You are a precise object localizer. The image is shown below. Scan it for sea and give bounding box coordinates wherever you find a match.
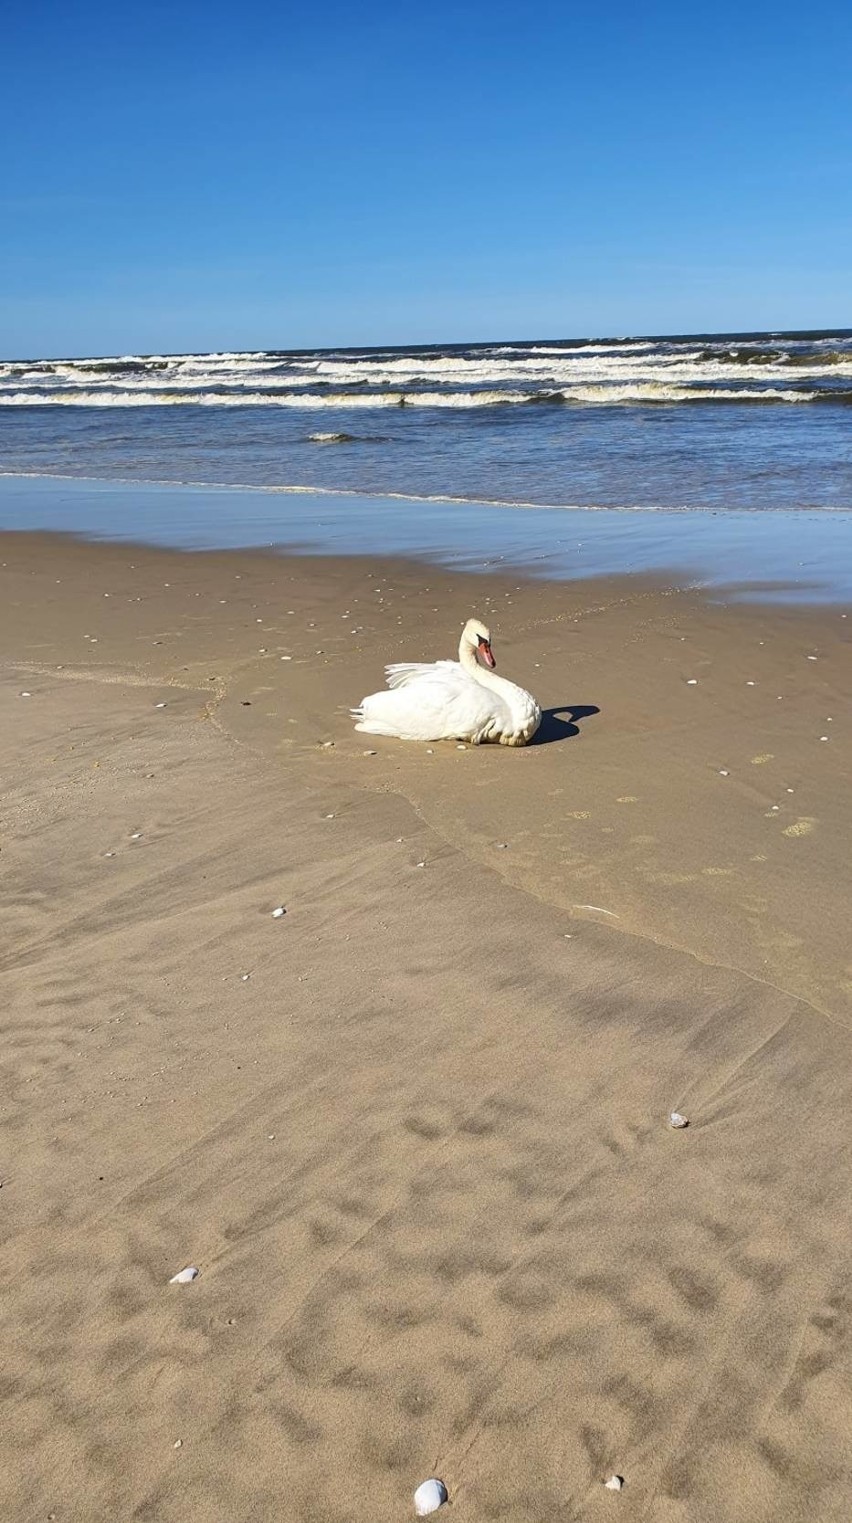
[1,330,851,598]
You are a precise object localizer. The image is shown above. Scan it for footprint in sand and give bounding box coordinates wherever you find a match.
[783,818,817,838]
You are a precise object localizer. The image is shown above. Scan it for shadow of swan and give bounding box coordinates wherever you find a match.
[532,704,600,746]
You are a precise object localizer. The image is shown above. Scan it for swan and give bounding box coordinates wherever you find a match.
[351,618,541,746]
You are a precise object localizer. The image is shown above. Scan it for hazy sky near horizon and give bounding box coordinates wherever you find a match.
[2,0,851,357]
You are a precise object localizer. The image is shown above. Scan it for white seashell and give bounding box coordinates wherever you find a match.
[718,769,729,776]
[20,691,32,698]
[173,1438,182,1448]
[130,832,142,840]
[414,1478,448,1515]
[154,702,167,709]
[807,654,817,660]
[169,1266,199,1283]
[686,678,698,685]
[669,1111,689,1129]
[604,1474,624,1491]
[271,907,285,918]
[363,749,377,756]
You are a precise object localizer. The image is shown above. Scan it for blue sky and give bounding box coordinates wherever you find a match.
[2,0,850,356]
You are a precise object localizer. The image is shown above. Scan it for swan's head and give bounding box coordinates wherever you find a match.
[462,617,496,669]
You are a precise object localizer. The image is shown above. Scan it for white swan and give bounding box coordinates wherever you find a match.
[352,618,541,746]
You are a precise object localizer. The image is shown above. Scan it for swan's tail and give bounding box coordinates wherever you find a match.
[351,698,405,737]
[351,711,399,736]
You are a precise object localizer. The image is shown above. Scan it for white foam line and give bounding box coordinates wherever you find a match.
[0,384,822,406]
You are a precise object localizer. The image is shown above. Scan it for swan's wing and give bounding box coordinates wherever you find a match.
[383,659,459,691]
[353,665,506,741]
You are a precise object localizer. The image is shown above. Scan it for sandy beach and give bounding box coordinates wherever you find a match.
[2,530,851,1522]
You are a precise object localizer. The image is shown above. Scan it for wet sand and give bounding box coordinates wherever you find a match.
[1,531,851,1522]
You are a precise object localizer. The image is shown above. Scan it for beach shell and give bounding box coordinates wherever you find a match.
[169,1266,199,1284]
[271,906,286,918]
[669,1112,689,1129]
[414,1478,448,1515]
[686,678,698,685]
[604,1474,624,1491]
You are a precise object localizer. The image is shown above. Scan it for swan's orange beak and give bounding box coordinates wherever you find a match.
[478,638,496,669]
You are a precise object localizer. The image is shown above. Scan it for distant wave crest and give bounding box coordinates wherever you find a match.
[0,383,835,408]
[2,332,851,412]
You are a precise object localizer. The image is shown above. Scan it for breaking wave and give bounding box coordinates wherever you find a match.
[0,383,837,408]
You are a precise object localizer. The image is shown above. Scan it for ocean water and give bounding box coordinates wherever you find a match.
[2,330,852,513]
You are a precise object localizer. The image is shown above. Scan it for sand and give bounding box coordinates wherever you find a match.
[1,531,850,1522]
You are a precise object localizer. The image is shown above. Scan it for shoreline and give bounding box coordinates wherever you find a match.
[1,473,852,602]
[2,529,851,1520]
[5,465,852,515]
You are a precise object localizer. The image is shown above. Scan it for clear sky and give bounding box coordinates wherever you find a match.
[2,0,850,357]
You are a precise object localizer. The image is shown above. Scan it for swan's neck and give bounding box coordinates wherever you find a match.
[459,639,520,705]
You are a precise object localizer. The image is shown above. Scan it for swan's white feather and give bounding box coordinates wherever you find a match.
[383,659,460,691]
[354,667,507,743]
